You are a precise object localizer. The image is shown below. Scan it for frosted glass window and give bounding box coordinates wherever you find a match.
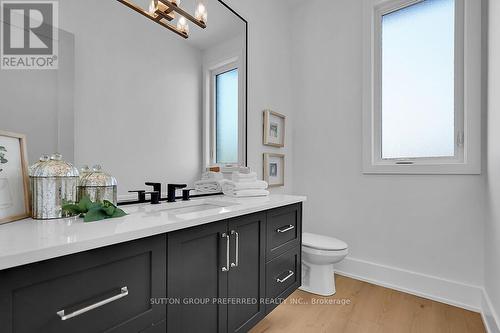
[381,0,455,159]
[216,68,239,164]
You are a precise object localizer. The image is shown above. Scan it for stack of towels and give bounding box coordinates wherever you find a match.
[194,171,223,193]
[221,171,269,198]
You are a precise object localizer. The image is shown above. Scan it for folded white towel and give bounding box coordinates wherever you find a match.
[238,166,252,174]
[224,189,270,198]
[194,179,222,193]
[202,171,223,180]
[221,180,268,192]
[232,171,257,183]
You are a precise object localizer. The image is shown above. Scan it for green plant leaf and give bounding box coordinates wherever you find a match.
[84,207,108,222]
[78,196,93,212]
[62,203,83,215]
[69,196,127,222]
[103,200,115,207]
[111,208,127,218]
[103,205,115,216]
[101,200,116,216]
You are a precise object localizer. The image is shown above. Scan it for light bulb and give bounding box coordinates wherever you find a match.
[195,2,207,23]
[148,0,157,14]
[177,16,189,34]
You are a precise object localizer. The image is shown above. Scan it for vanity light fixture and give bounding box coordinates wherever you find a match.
[117,0,207,39]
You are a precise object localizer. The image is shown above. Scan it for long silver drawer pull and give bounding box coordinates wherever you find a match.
[57,286,129,321]
[221,232,230,272]
[276,225,295,233]
[276,270,294,283]
[230,230,239,268]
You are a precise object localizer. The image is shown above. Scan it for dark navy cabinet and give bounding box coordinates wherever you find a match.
[0,234,167,333]
[166,212,267,333]
[0,203,302,333]
[167,203,302,333]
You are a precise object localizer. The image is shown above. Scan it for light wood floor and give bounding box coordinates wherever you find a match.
[250,275,486,333]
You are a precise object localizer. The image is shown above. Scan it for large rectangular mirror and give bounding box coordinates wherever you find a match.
[0,0,247,201]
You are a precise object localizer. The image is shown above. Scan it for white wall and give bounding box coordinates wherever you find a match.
[290,0,486,306]
[60,0,202,197]
[485,0,500,328]
[223,0,295,193]
[0,27,75,164]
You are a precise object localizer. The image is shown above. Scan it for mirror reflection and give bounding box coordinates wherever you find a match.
[0,0,246,200]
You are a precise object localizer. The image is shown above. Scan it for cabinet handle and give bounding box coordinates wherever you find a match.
[56,286,129,321]
[276,270,294,283]
[230,230,239,268]
[221,233,230,272]
[276,225,295,233]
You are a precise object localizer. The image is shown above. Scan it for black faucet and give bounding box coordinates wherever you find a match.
[128,182,161,204]
[182,189,192,201]
[145,182,162,197]
[146,191,161,204]
[167,184,187,202]
[128,190,146,203]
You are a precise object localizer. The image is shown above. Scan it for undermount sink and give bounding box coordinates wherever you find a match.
[154,199,240,218]
[163,203,229,215]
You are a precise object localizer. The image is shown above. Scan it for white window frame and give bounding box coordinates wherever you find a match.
[362,0,482,174]
[202,54,246,168]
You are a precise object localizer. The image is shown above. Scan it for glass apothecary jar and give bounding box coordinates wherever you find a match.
[30,153,80,220]
[77,165,117,205]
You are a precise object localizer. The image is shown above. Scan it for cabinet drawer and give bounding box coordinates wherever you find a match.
[140,319,167,333]
[0,234,166,333]
[266,204,302,261]
[265,247,301,314]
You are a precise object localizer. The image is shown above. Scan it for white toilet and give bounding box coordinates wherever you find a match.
[300,232,348,296]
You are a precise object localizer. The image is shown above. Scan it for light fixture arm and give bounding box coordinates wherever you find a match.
[117,0,207,38]
[158,0,206,28]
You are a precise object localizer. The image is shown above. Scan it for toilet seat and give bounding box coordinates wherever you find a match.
[302,232,348,251]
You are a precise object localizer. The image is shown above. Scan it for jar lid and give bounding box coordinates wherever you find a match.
[79,165,117,187]
[28,154,50,176]
[30,153,79,178]
[79,165,92,178]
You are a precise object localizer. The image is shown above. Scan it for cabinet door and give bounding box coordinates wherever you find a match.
[167,220,228,333]
[227,212,266,333]
[0,234,166,333]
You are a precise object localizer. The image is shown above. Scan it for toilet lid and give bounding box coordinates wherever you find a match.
[302,232,348,251]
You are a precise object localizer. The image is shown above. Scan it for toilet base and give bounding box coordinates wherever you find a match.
[299,262,336,296]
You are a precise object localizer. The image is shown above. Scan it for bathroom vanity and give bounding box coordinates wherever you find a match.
[0,195,305,333]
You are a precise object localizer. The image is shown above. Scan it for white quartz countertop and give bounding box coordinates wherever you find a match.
[0,194,306,271]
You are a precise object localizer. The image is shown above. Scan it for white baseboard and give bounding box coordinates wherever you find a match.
[481,289,500,333]
[334,256,483,312]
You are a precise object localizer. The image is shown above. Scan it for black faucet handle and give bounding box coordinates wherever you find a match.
[145,182,162,196]
[128,190,146,202]
[182,189,193,201]
[145,191,161,205]
[167,184,188,202]
[169,184,187,189]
